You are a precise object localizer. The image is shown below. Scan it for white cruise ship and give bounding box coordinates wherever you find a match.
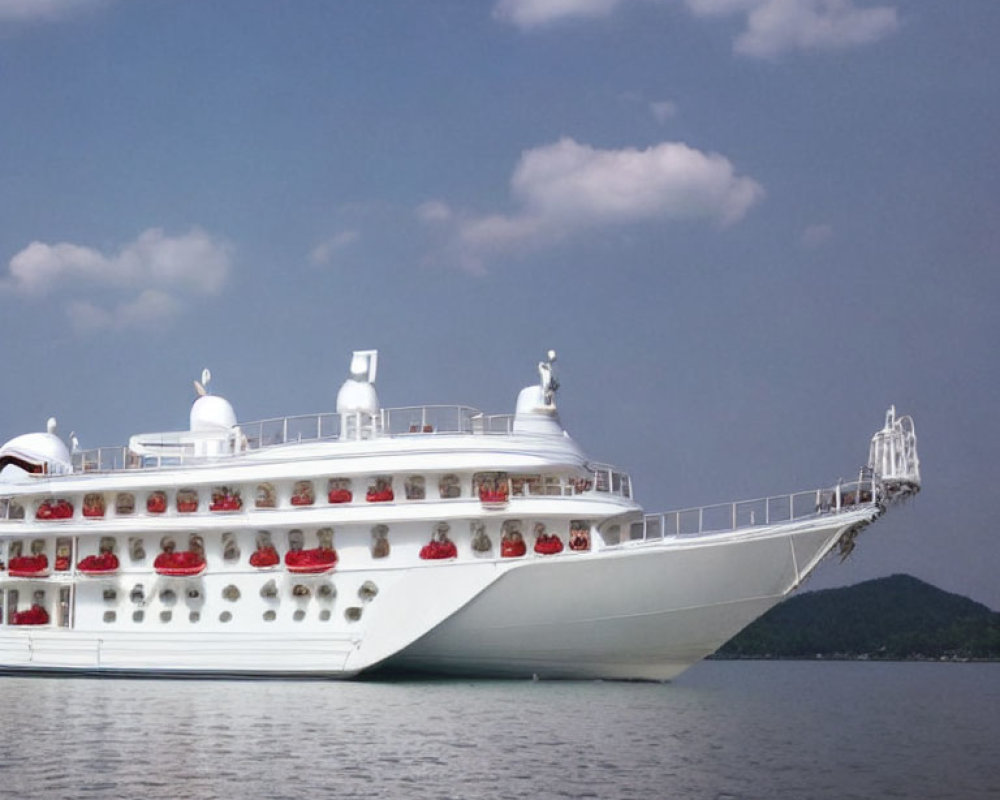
[0,350,920,680]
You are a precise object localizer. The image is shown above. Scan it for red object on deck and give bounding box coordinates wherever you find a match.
[77,552,120,575]
[12,605,49,626]
[153,551,206,576]
[8,554,49,577]
[210,496,242,512]
[366,489,394,503]
[327,489,353,504]
[479,487,509,504]
[500,539,527,558]
[249,546,280,568]
[284,548,338,574]
[419,540,458,560]
[534,535,564,555]
[147,495,167,514]
[36,500,73,520]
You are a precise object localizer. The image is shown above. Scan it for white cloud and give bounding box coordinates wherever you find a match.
[415,200,454,224]
[309,230,360,265]
[449,137,763,270]
[493,0,627,28]
[494,0,898,58]
[2,227,233,332]
[0,0,105,22]
[686,0,898,58]
[800,222,833,248]
[649,99,678,123]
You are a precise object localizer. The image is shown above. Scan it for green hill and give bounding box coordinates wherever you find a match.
[715,574,1000,660]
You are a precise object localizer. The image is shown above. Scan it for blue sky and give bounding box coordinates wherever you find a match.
[1,1,998,606]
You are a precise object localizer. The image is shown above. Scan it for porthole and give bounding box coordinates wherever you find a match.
[189,611,200,623]
[263,610,277,622]
[222,584,240,601]
[260,580,278,599]
[103,610,116,623]
[358,581,378,601]
[319,609,331,621]
[130,584,145,603]
[187,588,201,601]
[132,610,144,623]
[345,606,362,622]
[160,610,172,623]
[317,583,336,600]
[292,584,310,598]
[219,611,232,623]
[293,609,305,622]
[159,589,176,604]
[103,588,117,602]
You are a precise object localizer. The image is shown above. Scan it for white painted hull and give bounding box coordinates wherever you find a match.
[0,508,874,680]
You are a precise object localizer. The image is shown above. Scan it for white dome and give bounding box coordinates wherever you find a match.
[0,432,72,477]
[190,395,237,431]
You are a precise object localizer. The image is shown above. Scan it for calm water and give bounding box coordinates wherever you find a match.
[0,661,996,800]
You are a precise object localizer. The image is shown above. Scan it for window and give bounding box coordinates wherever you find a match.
[291,481,314,506]
[371,525,390,559]
[439,474,461,499]
[115,493,135,515]
[404,476,425,500]
[83,493,105,518]
[211,486,242,512]
[255,482,277,509]
[222,532,240,561]
[176,488,198,513]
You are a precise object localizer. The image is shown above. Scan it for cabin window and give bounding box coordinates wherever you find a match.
[222,532,240,562]
[103,588,117,602]
[371,524,390,559]
[58,586,71,627]
[528,476,561,496]
[291,481,314,506]
[293,609,305,621]
[146,491,167,514]
[319,609,331,621]
[159,589,176,604]
[255,482,277,509]
[30,539,46,557]
[439,474,461,499]
[5,589,17,624]
[569,520,591,552]
[404,476,425,500]
[222,584,240,601]
[129,537,146,562]
[475,472,509,503]
[470,521,492,553]
[260,580,278,599]
[132,610,144,623]
[176,488,198,513]
[219,611,232,623]
[130,584,145,603]
[571,477,593,494]
[366,476,394,502]
[263,610,277,622]
[2,499,24,520]
[189,611,200,623]
[55,538,71,571]
[603,524,621,545]
[595,470,610,492]
[510,475,539,497]
[82,493,106,518]
[345,607,362,622]
[115,493,135,515]
[160,611,172,623]
[211,486,242,512]
[103,611,116,624]
[288,529,304,552]
[292,584,310,598]
[327,478,352,504]
[189,534,204,556]
[8,541,22,560]
[359,581,378,601]
[317,527,334,550]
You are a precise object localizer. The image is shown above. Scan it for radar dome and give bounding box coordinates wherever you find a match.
[0,431,73,478]
[190,395,237,431]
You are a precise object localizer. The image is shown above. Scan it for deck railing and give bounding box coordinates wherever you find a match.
[624,474,877,543]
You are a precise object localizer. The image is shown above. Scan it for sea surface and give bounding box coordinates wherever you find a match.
[0,661,996,800]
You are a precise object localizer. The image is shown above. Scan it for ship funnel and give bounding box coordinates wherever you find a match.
[338,350,380,440]
[868,405,920,498]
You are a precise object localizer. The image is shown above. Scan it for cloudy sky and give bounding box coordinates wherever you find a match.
[1,1,997,606]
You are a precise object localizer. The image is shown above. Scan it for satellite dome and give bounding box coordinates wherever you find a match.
[190,395,237,431]
[0,431,73,478]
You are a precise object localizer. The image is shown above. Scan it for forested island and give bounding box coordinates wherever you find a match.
[715,574,1000,661]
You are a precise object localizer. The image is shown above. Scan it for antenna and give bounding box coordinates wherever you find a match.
[194,368,211,397]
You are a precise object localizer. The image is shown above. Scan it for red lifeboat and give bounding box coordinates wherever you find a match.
[479,486,509,505]
[327,488,353,504]
[365,488,394,503]
[500,538,527,558]
[153,550,206,577]
[12,605,49,626]
[249,546,280,569]
[36,500,73,520]
[284,548,338,574]
[533,534,564,555]
[146,493,167,514]
[419,540,458,560]
[76,552,121,576]
[8,554,50,578]
[210,494,242,512]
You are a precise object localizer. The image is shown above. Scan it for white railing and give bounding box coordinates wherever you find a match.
[69,405,522,474]
[625,472,877,542]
